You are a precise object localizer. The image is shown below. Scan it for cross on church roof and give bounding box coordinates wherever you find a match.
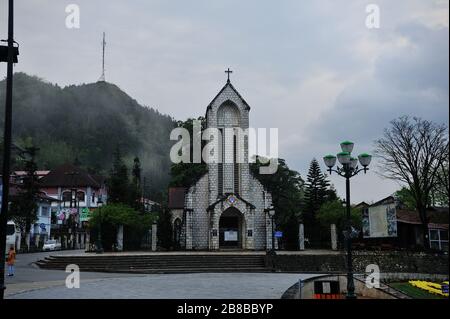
[225,68,233,83]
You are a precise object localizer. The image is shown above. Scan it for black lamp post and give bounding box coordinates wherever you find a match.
[96,199,104,254]
[0,0,17,300]
[323,141,372,299]
[269,209,276,253]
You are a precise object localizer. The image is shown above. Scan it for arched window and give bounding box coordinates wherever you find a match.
[217,102,240,127]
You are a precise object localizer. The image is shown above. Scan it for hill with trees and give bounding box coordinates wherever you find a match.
[0,73,176,196]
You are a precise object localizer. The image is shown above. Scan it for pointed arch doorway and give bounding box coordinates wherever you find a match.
[219,207,244,249]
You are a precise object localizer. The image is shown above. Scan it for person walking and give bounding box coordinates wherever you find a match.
[6,246,16,276]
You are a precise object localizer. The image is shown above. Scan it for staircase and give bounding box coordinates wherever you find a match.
[35,254,269,274]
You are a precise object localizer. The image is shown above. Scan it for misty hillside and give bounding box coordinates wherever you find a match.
[0,73,176,195]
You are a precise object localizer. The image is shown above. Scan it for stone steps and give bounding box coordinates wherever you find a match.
[36,254,268,273]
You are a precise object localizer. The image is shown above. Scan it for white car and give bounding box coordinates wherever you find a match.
[42,240,62,251]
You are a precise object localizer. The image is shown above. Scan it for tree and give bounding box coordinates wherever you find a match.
[394,187,416,210]
[375,116,449,249]
[317,199,362,236]
[169,117,207,187]
[130,157,142,211]
[89,203,154,251]
[107,147,130,204]
[9,147,41,251]
[432,159,449,207]
[251,157,304,249]
[303,158,331,245]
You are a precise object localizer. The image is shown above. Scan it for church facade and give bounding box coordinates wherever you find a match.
[169,78,275,251]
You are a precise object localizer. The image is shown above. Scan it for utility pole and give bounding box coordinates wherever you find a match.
[98,32,106,82]
[0,0,15,300]
[65,171,79,250]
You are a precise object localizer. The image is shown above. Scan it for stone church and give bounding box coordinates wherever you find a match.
[168,75,275,251]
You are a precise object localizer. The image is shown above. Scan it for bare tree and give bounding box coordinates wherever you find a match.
[374,116,449,249]
[432,157,449,206]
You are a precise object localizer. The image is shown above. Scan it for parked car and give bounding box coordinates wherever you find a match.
[42,240,61,251]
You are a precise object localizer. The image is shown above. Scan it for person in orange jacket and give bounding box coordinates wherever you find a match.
[6,246,16,276]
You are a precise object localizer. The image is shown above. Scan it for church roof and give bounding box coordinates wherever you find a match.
[207,193,256,212]
[206,81,251,112]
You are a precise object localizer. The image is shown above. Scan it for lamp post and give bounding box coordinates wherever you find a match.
[268,208,276,253]
[0,0,17,300]
[323,141,372,299]
[96,199,104,254]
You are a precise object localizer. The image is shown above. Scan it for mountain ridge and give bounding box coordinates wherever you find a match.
[0,72,176,195]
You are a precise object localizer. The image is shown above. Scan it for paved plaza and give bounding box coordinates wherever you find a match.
[5,251,319,299]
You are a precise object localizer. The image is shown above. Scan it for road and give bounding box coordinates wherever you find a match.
[5,250,320,299]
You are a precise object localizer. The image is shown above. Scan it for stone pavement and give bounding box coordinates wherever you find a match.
[4,250,322,299]
[8,273,320,299]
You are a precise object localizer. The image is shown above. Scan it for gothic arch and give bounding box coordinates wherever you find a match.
[218,207,246,249]
[217,101,241,127]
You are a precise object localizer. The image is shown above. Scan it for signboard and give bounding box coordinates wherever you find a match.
[224,231,238,241]
[80,208,91,222]
[363,204,397,238]
[275,231,283,238]
[314,280,342,299]
[57,211,66,221]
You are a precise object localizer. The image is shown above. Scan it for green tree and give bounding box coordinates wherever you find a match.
[251,157,304,250]
[108,147,130,204]
[303,158,332,245]
[395,187,416,210]
[9,147,41,251]
[317,199,362,242]
[130,156,142,211]
[89,203,154,251]
[169,117,207,187]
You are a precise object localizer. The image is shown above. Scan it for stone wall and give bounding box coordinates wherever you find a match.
[268,251,449,274]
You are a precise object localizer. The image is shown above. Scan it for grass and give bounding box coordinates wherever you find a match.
[390,282,447,299]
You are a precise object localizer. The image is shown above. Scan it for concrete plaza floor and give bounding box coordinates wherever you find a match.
[4,250,321,299]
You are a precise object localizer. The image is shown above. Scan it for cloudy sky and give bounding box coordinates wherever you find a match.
[0,0,448,203]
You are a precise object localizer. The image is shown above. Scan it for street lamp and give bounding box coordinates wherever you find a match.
[95,199,104,254]
[268,208,276,253]
[323,141,372,299]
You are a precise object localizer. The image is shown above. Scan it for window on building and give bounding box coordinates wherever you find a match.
[41,206,49,217]
[77,191,85,202]
[62,191,72,202]
[429,229,449,251]
[92,191,95,203]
